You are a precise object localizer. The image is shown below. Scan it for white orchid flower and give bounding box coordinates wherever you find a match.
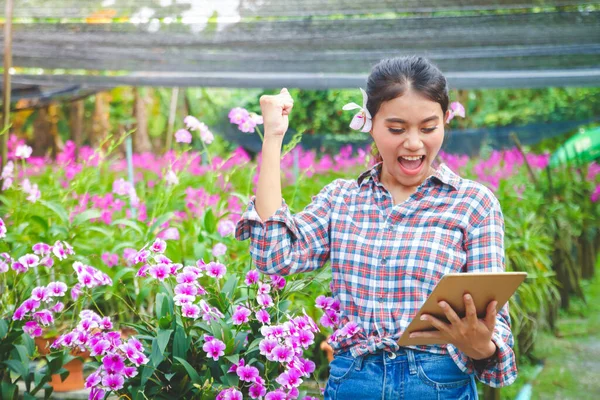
[446,101,466,123]
[342,88,372,133]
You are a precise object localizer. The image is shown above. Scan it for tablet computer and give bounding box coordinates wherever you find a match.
[397,272,527,346]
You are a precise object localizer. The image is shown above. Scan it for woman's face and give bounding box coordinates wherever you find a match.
[370,89,450,191]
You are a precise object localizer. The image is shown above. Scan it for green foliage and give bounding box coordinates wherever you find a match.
[462,88,600,129]
[0,327,72,400]
[1,96,598,398]
[248,87,600,137]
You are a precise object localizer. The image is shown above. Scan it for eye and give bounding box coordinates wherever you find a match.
[388,128,405,134]
[422,127,437,133]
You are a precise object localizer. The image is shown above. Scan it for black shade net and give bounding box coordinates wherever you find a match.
[0,0,595,18]
[0,1,598,88]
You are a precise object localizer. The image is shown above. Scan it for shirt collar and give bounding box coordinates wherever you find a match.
[357,161,460,191]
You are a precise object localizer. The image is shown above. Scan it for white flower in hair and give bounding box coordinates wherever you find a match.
[342,88,372,133]
[446,101,466,123]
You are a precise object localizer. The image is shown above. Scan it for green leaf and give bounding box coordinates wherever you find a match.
[150,338,164,367]
[246,337,262,352]
[155,292,171,320]
[193,242,206,260]
[224,354,239,365]
[233,331,249,353]
[282,131,303,157]
[1,381,17,400]
[111,218,145,236]
[0,194,12,207]
[203,209,216,234]
[136,285,152,309]
[111,241,139,253]
[39,200,69,224]
[164,372,177,382]
[174,356,202,385]
[48,225,69,239]
[23,393,36,400]
[21,334,35,356]
[140,365,153,387]
[33,370,44,389]
[192,321,213,334]
[225,337,235,354]
[83,226,114,239]
[147,212,174,237]
[14,344,29,364]
[30,215,49,232]
[173,324,190,359]
[221,275,238,300]
[44,386,53,400]
[57,367,70,382]
[3,359,28,379]
[47,353,66,374]
[111,267,135,283]
[158,315,172,330]
[0,319,8,339]
[157,329,173,355]
[278,300,292,313]
[71,209,102,227]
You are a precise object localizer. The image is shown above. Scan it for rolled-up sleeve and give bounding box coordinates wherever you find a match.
[234,180,337,276]
[448,197,518,387]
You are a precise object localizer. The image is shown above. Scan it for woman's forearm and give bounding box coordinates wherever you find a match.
[255,136,284,221]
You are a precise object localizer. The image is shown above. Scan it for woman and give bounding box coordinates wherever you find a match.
[235,56,517,399]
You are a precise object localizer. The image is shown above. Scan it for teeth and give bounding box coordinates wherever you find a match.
[400,156,423,161]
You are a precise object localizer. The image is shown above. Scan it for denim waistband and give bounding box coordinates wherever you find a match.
[337,347,451,374]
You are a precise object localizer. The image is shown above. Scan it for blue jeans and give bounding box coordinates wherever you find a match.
[324,348,478,400]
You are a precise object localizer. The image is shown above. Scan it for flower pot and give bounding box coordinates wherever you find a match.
[35,336,87,392]
[50,358,85,392]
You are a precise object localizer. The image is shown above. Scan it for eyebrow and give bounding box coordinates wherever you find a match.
[385,116,439,124]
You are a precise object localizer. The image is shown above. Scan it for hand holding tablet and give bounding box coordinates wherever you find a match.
[397,272,527,347]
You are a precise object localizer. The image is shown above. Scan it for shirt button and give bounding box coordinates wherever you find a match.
[381,257,387,265]
[388,352,397,360]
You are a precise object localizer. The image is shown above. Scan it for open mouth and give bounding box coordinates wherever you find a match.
[397,155,425,172]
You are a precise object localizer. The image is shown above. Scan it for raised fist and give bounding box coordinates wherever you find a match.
[259,88,294,138]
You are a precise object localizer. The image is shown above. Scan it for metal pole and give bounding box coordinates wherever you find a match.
[165,87,179,153]
[1,0,14,170]
[125,135,137,219]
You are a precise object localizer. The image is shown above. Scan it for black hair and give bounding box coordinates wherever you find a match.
[366,56,450,162]
[366,56,449,117]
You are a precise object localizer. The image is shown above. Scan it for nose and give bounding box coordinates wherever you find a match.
[403,130,424,151]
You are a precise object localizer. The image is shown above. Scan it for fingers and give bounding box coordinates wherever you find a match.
[259,88,294,115]
[485,300,498,331]
[464,293,478,326]
[408,331,446,339]
[282,100,294,116]
[409,330,444,339]
[279,88,293,101]
[274,88,294,114]
[279,89,294,111]
[419,314,450,334]
[260,88,293,104]
[438,301,462,326]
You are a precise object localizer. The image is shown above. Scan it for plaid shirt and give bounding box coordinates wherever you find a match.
[235,162,517,388]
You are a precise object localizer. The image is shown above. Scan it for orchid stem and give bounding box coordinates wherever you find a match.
[254,126,264,143]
